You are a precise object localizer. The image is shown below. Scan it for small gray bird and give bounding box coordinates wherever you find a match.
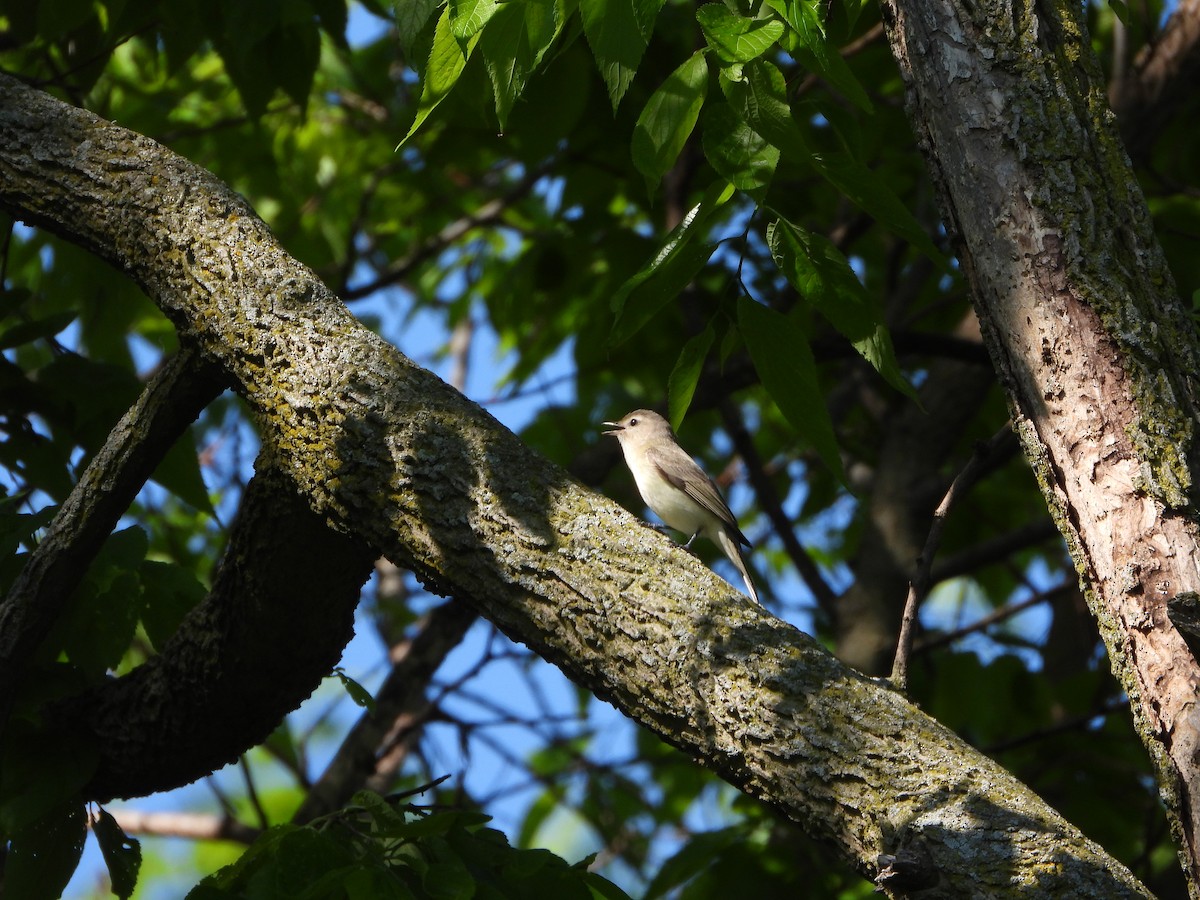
[603,409,760,603]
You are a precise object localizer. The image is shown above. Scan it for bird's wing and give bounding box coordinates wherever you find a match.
[646,445,752,548]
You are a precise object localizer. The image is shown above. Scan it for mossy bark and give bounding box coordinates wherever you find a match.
[881,0,1200,890]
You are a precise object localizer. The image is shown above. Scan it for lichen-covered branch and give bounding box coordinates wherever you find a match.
[57,462,378,801]
[0,75,1152,896]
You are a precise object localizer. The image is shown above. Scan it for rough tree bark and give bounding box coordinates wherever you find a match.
[881,0,1200,891]
[0,74,1162,896]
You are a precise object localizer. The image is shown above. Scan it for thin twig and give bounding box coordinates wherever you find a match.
[912,583,1072,655]
[239,755,270,831]
[929,519,1060,583]
[341,163,549,301]
[985,695,1129,754]
[890,424,1015,689]
[94,809,260,844]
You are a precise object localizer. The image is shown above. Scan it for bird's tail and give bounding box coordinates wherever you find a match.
[715,527,760,604]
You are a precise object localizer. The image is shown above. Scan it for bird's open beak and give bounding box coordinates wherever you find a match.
[602,421,623,436]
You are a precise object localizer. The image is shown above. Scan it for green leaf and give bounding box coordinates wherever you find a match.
[480,3,531,129]
[667,324,715,431]
[51,526,149,676]
[64,569,144,674]
[187,824,297,895]
[841,0,866,31]
[701,102,779,200]
[608,180,735,347]
[423,859,476,900]
[481,0,567,129]
[763,0,871,112]
[212,2,322,115]
[93,807,142,899]
[0,311,76,350]
[1108,0,1131,25]
[333,667,377,714]
[274,828,357,896]
[644,826,743,899]
[807,148,945,265]
[397,0,442,59]
[718,58,808,158]
[696,5,784,63]
[584,872,635,900]
[449,0,500,38]
[273,22,322,109]
[4,801,86,900]
[579,0,650,110]
[722,59,942,264]
[767,217,916,399]
[312,0,350,44]
[138,560,208,651]
[737,297,846,483]
[151,427,214,514]
[632,51,708,195]
[398,7,482,148]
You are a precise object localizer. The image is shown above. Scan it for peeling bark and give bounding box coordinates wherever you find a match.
[881,0,1200,889]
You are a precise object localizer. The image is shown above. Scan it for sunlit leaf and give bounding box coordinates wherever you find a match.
[696,4,785,63]
[768,217,916,399]
[632,51,708,194]
[332,667,377,714]
[397,0,442,59]
[608,181,735,347]
[449,0,500,38]
[398,7,482,148]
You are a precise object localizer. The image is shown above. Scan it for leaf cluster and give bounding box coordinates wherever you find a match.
[190,792,630,900]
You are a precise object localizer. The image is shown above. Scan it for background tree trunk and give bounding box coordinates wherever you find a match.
[881,0,1200,888]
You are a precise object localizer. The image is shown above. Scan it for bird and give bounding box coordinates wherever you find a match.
[603,409,760,603]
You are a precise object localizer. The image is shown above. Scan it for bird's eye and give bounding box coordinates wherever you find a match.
[629,418,638,426]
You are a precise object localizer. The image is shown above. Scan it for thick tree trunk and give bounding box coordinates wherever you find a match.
[881,0,1200,890]
[0,75,1156,896]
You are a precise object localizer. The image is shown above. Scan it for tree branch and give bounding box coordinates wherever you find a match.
[0,348,226,728]
[892,425,1016,689]
[0,75,1153,896]
[1111,0,1200,162]
[58,463,378,801]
